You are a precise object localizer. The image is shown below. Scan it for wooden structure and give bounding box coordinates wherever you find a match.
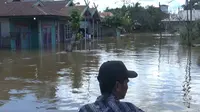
[90,3,101,41]
[0,0,101,50]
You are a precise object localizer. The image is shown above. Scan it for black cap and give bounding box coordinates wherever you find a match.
[97,61,138,83]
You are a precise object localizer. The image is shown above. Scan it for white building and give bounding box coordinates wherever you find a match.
[162,10,200,22]
[160,5,169,14]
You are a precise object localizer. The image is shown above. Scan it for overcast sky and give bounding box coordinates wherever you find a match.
[76,0,185,13]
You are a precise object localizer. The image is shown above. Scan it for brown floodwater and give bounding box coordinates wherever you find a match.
[0,33,200,112]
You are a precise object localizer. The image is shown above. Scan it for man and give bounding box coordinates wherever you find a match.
[79,61,144,112]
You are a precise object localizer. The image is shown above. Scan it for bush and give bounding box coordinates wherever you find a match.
[76,33,83,41]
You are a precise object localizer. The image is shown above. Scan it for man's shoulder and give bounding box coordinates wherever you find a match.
[78,103,97,112]
[120,101,145,112]
[120,101,135,107]
[78,101,145,112]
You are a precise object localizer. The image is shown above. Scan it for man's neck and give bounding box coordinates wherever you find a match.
[101,93,120,100]
[112,92,120,100]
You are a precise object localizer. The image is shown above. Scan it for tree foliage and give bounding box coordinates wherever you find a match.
[103,3,168,32]
[70,10,81,33]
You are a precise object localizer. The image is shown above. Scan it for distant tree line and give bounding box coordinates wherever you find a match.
[102,2,169,32]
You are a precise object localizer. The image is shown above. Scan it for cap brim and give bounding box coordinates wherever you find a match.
[127,70,138,78]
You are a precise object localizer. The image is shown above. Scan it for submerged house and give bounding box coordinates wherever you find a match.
[60,5,91,39]
[0,0,101,50]
[90,8,101,38]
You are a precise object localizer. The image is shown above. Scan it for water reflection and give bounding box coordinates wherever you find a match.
[158,33,162,75]
[183,46,192,108]
[0,33,200,112]
[198,56,200,66]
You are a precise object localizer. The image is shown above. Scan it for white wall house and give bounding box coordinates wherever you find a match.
[160,5,169,14]
[162,10,200,22]
[161,10,200,32]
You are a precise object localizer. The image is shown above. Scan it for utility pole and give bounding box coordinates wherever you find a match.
[84,0,90,50]
[190,0,192,22]
[189,0,192,46]
[186,0,189,21]
[186,0,190,46]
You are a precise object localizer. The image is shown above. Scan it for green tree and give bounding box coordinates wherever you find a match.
[103,2,168,32]
[67,9,82,52]
[70,10,81,34]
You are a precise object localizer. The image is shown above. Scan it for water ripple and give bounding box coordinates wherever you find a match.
[0,35,200,111]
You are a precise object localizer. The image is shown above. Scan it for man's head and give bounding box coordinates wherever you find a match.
[97,61,138,100]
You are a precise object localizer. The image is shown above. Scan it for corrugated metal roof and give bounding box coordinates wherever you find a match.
[60,5,88,17]
[0,0,86,17]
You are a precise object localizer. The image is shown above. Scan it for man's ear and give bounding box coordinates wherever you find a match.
[115,81,121,92]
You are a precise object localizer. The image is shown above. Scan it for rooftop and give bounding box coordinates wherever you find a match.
[99,12,114,18]
[0,0,91,18]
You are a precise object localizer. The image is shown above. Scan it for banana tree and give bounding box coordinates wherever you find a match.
[67,9,81,52]
[70,10,81,40]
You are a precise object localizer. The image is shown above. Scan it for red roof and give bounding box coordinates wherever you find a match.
[99,12,113,18]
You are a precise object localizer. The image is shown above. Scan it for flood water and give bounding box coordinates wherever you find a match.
[0,33,200,112]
